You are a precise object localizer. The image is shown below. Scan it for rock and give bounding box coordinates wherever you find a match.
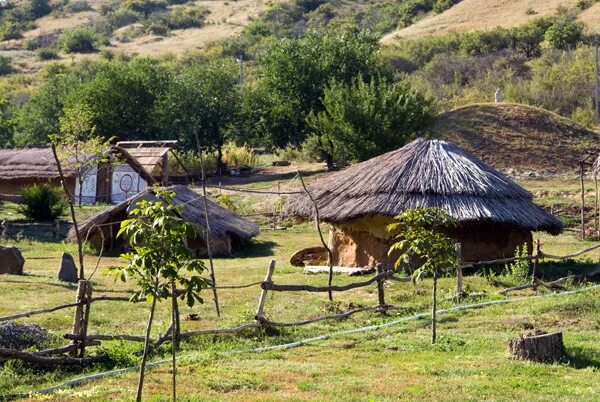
[0,321,48,350]
[272,160,291,167]
[0,246,24,275]
[58,252,78,283]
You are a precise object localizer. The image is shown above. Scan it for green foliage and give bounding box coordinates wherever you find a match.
[215,194,238,213]
[107,8,142,28]
[307,76,433,163]
[505,243,531,282]
[120,0,167,17]
[165,6,208,29]
[259,28,383,146]
[222,142,257,167]
[388,208,458,277]
[60,26,101,53]
[108,190,209,307]
[0,20,23,40]
[544,8,584,50]
[18,184,65,221]
[0,97,13,146]
[433,0,459,14]
[0,55,12,75]
[25,0,52,19]
[35,47,59,60]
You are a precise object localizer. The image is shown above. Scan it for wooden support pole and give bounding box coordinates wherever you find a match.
[580,161,586,240]
[255,260,276,324]
[375,264,386,313]
[531,239,541,284]
[69,279,91,357]
[595,177,599,237]
[455,243,463,302]
[79,281,93,358]
[431,270,438,345]
[54,219,60,240]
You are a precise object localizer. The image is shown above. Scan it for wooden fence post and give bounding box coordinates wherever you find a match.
[531,239,541,284]
[1,221,7,240]
[69,280,92,357]
[455,243,463,302]
[580,161,586,240]
[376,264,387,313]
[54,219,60,240]
[255,260,276,328]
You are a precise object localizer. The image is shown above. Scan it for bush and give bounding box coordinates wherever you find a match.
[222,142,258,167]
[120,0,167,16]
[36,47,59,60]
[545,11,584,50]
[25,0,53,19]
[0,20,24,41]
[108,8,142,28]
[64,0,92,13]
[0,56,13,75]
[433,0,458,13]
[18,184,64,221]
[60,26,99,53]
[166,6,208,29]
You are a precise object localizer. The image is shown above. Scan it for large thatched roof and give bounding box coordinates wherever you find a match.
[0,146,156,183]
[72,185,259,241]
[287,138,563,234]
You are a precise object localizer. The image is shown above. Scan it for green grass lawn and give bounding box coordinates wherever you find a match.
[0,171,599,400]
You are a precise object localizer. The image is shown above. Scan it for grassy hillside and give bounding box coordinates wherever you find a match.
[382,0,587,42]
[427,103,600,173]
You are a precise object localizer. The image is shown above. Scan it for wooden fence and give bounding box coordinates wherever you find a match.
[1,242,600,366]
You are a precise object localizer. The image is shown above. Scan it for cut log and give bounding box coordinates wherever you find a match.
[508,331,566,363]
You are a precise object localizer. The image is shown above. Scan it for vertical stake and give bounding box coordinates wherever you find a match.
[531,239,541,285]
[580,161,586,240]
[595,33,599,125]
[70,280,88,357]
[455,243,463,302]
[376,263,387,314]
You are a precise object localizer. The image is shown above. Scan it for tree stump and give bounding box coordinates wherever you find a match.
[508,331,566,363]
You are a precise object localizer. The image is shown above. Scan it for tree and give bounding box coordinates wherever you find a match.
[388,208,458,344]
[0,97,13,146]
[307,76,433,165]
[109,191,208,402]
[259,28,383,154]
[161,59,240,172]
[545,8,584,51]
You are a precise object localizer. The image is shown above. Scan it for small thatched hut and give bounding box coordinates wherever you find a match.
[71,185,260,256]
[287,138,563,268]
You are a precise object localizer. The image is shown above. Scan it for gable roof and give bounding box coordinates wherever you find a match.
[287,138,563,234]
[0,146,156,184]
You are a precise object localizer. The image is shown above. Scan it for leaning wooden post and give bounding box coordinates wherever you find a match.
[255,260,276,328]
[580,161,586,240]
[531,239,541,284]
[69,280,88,357]
[375,264,387,313]
[455,243,463,302]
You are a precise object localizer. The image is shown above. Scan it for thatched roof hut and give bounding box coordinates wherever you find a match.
[71,185,259,256]
[288,138,563,267]
[0,146,155,203]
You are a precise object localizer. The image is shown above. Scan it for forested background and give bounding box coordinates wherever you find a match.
[0,0,597,166]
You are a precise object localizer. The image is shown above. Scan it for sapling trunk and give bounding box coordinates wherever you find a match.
[171,282,178,402]
[51,145,85,279]
[431,269,438,344]
[136,293,158,402]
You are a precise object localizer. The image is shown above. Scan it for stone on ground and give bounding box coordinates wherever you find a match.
[58,252,78,283]
[0,246,24,275]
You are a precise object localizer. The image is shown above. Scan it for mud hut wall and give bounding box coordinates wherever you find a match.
[329,215,533,268]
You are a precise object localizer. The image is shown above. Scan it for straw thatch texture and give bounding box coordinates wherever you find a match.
[0,146,155,183]
[288,138,563,234]
[72,185,259,242]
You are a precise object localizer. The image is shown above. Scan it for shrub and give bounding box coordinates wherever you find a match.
[147,21,168,35]
[18,184,65,221]
[545,16,584,50]
[0,56,13,75]
[0,20,24,41]
[222,142,258,167]
[108,8,142,28]
[120,0,167,16]
[64,0,92,13]
[25,0,53,19]
[433,0,458,13]
[60,26,99,53]
[36,47,59,60]
[505,243,530,283]
[166,6,208,29]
